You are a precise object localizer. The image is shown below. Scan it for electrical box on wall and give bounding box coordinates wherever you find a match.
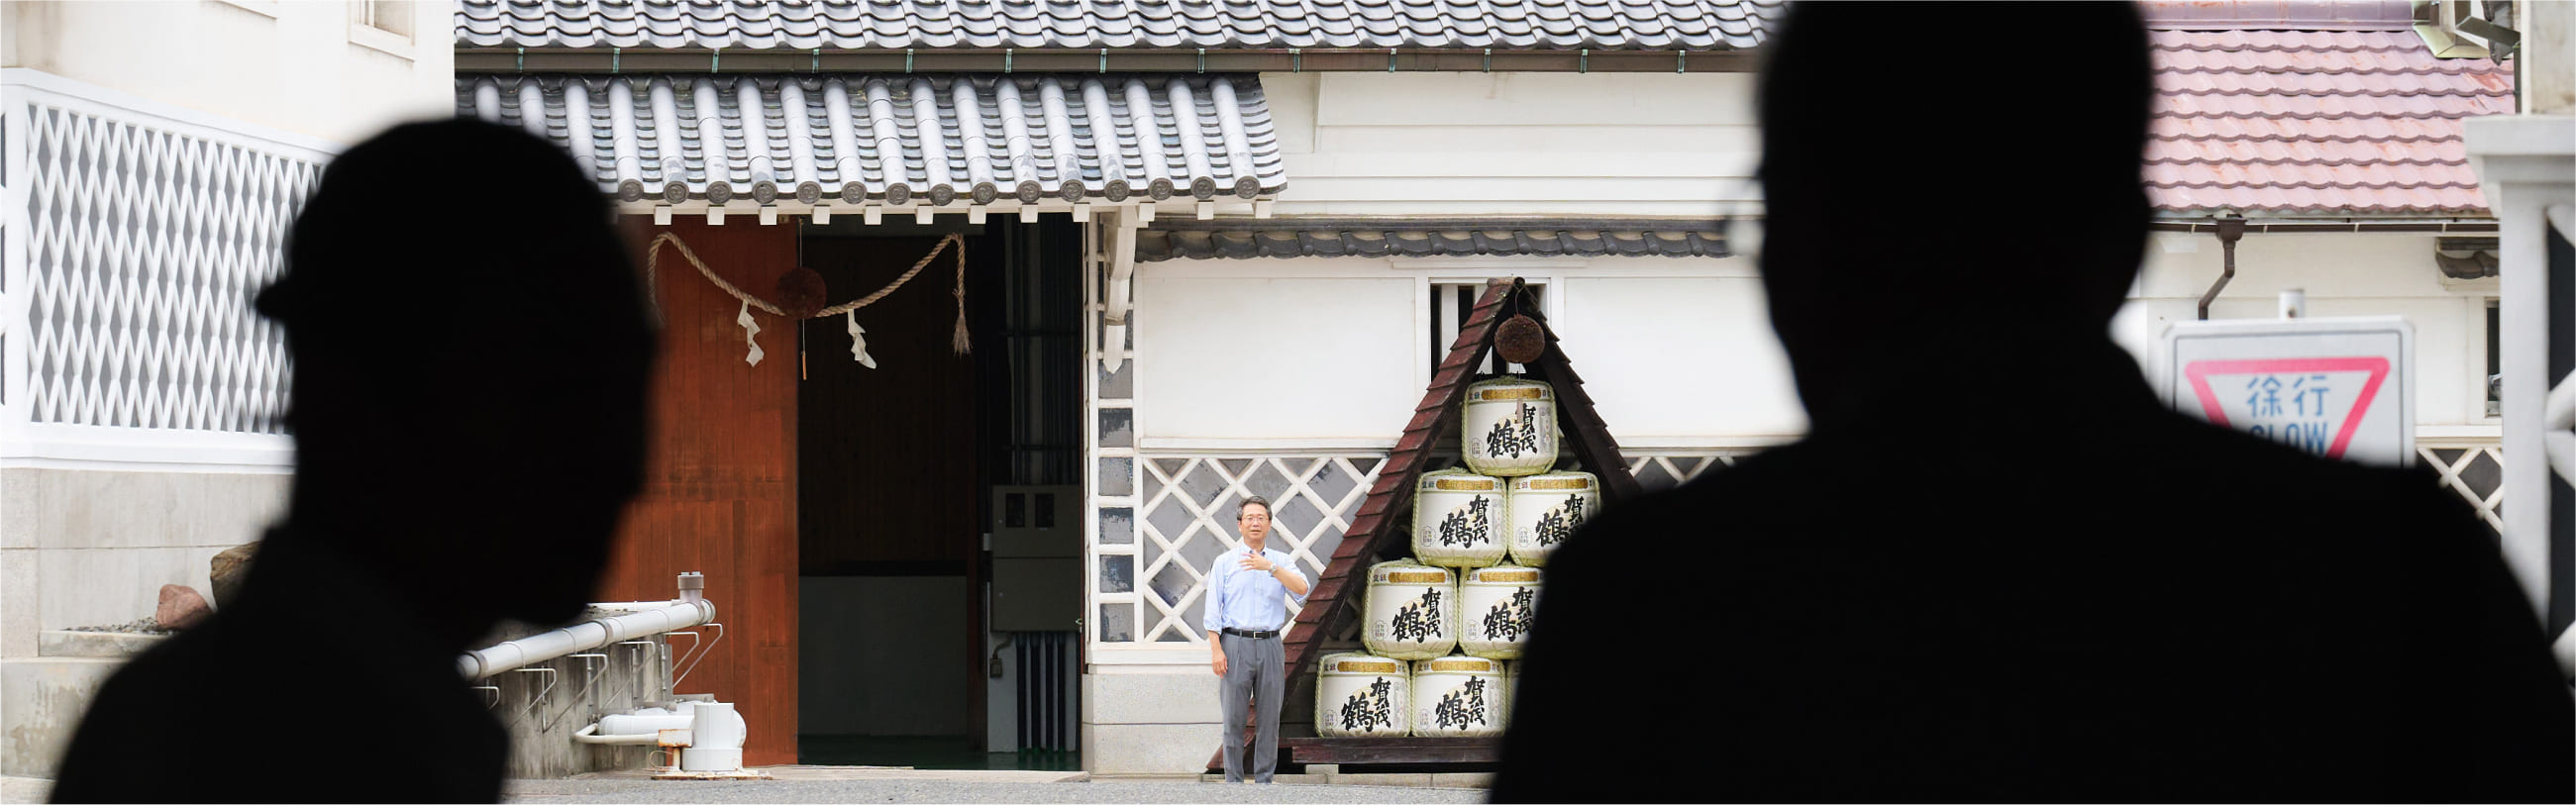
[991,485,1082,632]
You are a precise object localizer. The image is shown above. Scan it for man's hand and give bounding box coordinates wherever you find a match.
[1211,646,1228,677]
[1236,552,1273,573]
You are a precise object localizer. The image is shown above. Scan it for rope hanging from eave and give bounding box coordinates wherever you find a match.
[642,231,971,366]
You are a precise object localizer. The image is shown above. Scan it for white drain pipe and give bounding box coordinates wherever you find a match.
[458,572,714,680]
[572,724,661,746]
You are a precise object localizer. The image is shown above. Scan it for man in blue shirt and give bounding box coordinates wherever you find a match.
[1204,495,1311,783]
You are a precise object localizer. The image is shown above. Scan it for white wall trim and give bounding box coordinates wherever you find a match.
[1,424,294,470]
[1135,438,1396,453]
[1086,649,1231,667]
[2418,424,2506,442]
[1136,255,1753,279]
[214,0,284,19]
[0,68,348,156]
[347,21,417,61]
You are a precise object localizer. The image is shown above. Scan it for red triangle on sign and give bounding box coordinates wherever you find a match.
[2183,356,2391,459]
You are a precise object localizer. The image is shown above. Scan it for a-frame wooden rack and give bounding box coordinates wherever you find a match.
[1209,277,1645,772]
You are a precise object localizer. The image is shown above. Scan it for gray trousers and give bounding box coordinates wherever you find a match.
[1217,632,1285,782]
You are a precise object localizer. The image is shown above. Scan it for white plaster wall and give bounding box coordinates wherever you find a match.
[1133,275,1421,442]
[1556,276,1805,442]
[1128,254,1802,447]
[2113,231,2498,429]
[1264,71,1761,217]
[0,469,290,658]
[1,0,455,146]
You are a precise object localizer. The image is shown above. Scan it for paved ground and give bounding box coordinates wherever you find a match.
[13,769,1489,803]
[502,768,1489,804]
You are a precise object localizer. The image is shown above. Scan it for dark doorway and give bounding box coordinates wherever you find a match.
[793,217,1082,770]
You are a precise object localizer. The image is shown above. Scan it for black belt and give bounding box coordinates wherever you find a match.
[1221,627,1279,640]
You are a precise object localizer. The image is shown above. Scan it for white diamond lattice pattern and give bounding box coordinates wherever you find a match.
[2421,445,2506,536]
[1133,455,1381,644]
[19,101,316,432]
[1625,453,1746,492]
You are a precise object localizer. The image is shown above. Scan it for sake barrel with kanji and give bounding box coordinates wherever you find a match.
[1458,564,1542,659]
[1461,377,1558,477]
[1412,469,1508,568]
[1315,653,1412,738]
[1362,560,1458,660]
[1506,471,1598,566]
[1411,654,1507,738]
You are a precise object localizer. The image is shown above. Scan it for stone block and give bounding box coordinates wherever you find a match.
[0,657,122,778]
[1083,670,1221,725]
[1082,722,1220,774]
[27,469,286,551]
[39,548,222,631]
[3,774,53,804]
[0,471,40,550]
[1,551,37,659]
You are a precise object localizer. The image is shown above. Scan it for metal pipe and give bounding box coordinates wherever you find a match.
[573,723,662,746]
[2196,214,2247,321]
[458,574,715,680]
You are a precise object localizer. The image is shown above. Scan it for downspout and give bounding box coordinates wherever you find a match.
[2195,214,2247,321]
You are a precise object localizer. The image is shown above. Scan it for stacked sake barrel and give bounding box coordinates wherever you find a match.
[1317,376,1603,739]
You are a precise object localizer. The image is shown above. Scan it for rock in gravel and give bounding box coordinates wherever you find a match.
[156,584,212,630]
[210,542,258,609]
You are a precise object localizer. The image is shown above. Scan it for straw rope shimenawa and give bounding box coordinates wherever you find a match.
[641,232,972,360]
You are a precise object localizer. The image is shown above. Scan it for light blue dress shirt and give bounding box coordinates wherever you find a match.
[1203,546,1308,634]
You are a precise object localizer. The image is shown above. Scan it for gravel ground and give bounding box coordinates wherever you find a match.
[17,771,1487,804]
[62,617,170,635]
[505,773,1488,804]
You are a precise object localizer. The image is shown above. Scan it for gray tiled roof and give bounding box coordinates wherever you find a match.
[460,73,1283,205]
[458,0,1786,51]
[1136,220,1728,260]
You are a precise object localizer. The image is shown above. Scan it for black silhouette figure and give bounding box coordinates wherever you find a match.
[51,119,658,803]
[1493,4,2573,802]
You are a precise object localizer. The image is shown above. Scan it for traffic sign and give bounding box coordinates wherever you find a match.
[2159,317,2415,466]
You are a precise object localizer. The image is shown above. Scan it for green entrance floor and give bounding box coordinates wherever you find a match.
[797,735,1079,771]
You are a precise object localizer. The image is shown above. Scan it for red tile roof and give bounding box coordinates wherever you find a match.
[2144,6,2515,218]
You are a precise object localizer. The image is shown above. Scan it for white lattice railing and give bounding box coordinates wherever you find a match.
[2,69,333,467]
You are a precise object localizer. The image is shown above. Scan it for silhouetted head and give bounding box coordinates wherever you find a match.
[258,119,657,632]
[1754,2,2153,414]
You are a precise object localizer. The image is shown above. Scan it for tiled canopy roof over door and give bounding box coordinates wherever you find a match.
[459,73,1285,206]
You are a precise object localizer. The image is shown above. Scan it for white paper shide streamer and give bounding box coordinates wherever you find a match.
[738,300,764,366]
[847,310,877,369]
